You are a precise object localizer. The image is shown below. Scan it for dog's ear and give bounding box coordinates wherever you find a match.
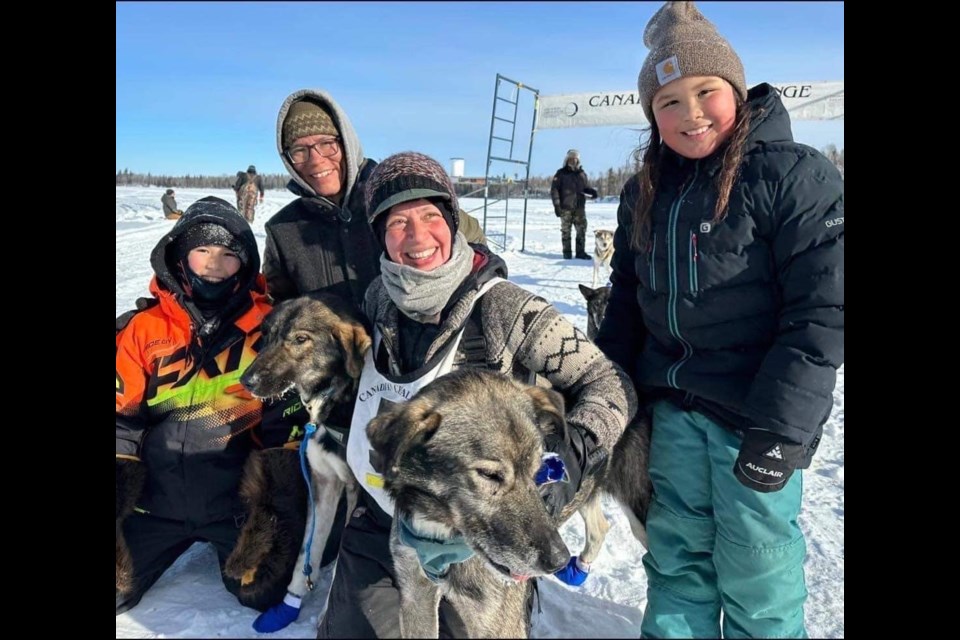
[524,386,567,439]
[578,283,594,300]
[333,321,372,380]
[367,403,442,478]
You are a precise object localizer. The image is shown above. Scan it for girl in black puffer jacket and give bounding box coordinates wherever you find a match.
[595,3,843,638]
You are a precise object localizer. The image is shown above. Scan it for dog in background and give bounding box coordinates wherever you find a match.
[227,291,370,611]
[592,229,615,287]
[578,284,611,341]
[367,368,651,638]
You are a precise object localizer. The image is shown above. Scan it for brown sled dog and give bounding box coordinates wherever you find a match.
[226,291,370,610]
[116,459,146,595]
[367,368,651,638]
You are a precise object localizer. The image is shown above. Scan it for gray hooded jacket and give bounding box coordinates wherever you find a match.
[263,89,380,305]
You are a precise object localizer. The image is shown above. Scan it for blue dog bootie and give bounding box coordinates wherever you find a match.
[554,556,590,586]
[253,593,302,633]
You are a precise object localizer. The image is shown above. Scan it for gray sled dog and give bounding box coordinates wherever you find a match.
[578,284,611,341]
[367,368,652,638]
[592,229,615,287]
[229,291,370,608]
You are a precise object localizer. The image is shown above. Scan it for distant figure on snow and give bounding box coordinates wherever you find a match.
[234,166,264,223]
[161,188,181,220]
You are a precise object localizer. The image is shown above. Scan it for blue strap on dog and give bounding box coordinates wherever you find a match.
[397,516,474,583]
[250,435,318,634]
[298,422,319,587]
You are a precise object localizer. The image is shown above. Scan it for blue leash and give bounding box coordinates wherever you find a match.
[298,422,318,589]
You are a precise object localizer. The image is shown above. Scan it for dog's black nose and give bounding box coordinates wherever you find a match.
[537,533,571,574]
[239,370,259,391]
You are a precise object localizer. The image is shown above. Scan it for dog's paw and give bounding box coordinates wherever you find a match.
[240,567,258,586]
[554,556,590,587]
[253,600,301,633]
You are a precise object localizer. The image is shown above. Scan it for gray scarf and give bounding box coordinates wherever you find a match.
[379,231,473,323]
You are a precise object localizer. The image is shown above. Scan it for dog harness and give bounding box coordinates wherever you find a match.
[346,277,504,515]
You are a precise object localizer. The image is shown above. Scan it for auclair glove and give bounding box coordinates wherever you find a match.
[733,429,805,493]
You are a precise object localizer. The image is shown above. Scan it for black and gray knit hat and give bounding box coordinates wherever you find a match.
[168,196,250,266]
[174,222,249,266]
[365,152,459,231]
[282,99,339,149]
[637,1,747,124]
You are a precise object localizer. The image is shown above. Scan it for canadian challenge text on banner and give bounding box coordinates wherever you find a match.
[537,82,844,129]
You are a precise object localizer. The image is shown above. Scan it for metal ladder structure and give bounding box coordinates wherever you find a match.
[474,74,539,252]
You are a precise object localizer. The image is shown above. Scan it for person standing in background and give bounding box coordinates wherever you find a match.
[237,165,264,223]
[551,149,596,259]
[160,188,181,220]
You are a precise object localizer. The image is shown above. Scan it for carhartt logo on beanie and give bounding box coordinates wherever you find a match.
[637,1,747,124]
[282,100,339,149]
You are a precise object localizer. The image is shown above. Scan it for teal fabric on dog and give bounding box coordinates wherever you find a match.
[397,516,475,583]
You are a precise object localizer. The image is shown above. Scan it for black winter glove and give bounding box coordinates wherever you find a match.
[539,427,606,517]
[583,187,599,200]
[554,206,562,218]
[733,430,805,493]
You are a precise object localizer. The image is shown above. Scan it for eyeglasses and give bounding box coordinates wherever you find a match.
[286,138,341,164]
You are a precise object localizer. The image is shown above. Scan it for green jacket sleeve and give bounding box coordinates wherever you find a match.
[458,210,488,246]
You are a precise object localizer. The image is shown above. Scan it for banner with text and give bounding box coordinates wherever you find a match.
[537,82,843,129]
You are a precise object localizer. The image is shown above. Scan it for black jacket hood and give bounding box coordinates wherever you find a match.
[150,196,261,297]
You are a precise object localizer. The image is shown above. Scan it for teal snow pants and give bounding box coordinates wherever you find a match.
[640,400,808,639]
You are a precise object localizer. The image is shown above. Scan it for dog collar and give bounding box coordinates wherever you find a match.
[397,516,474,583]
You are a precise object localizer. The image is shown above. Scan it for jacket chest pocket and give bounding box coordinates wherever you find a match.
[634,231,661,294]
[691,212,767,291]
[687,229,699,295]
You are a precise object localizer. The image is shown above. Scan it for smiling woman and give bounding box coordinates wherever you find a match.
[382,199,453,269]
[316,151,637,638]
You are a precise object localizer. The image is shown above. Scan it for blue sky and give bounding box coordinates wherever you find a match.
[116,1,844,179]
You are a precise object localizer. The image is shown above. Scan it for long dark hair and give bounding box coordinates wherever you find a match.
[629,104,752,252]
